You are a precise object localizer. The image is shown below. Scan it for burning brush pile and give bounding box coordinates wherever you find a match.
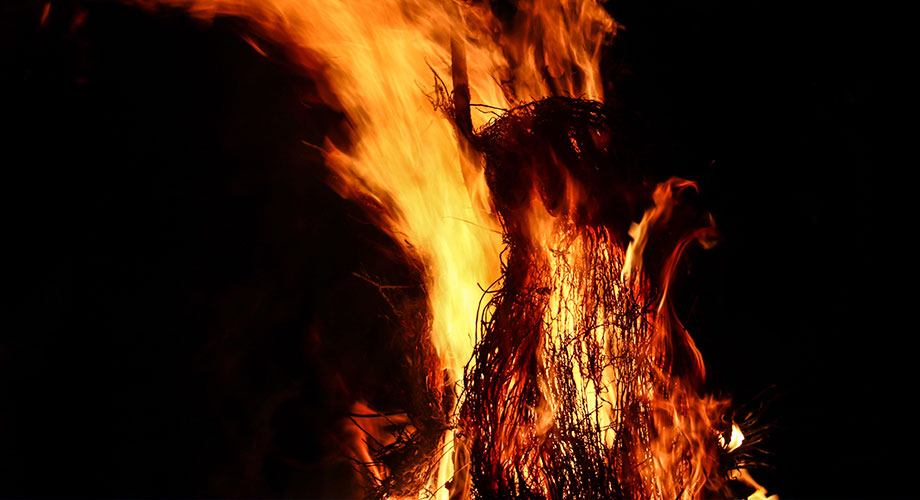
[462,97,727,500]
[136,0,774,497]
[362,94,770,500]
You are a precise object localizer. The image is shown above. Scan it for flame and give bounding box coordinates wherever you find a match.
[138,0,615,495]
[733,468,779,500]
[344,401,415,487]
[721,423,745,451]
[460,168,730,499]
[146,0,614,375]
[135,0,771,497]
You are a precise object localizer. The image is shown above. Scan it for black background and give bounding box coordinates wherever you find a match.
[1,0,898,498]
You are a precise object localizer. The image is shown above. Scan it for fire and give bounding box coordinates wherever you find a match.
[135,0,772,497]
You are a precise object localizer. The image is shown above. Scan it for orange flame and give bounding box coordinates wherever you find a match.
[135,0,770,497]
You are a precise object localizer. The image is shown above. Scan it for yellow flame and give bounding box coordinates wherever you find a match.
[720,422,745,452]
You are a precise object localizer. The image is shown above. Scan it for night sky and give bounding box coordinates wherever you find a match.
[2,0,896,498]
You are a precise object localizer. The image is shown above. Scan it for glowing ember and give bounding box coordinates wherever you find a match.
[136,0,773,497]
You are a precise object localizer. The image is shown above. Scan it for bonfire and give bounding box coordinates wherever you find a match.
[125,0,777,497]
